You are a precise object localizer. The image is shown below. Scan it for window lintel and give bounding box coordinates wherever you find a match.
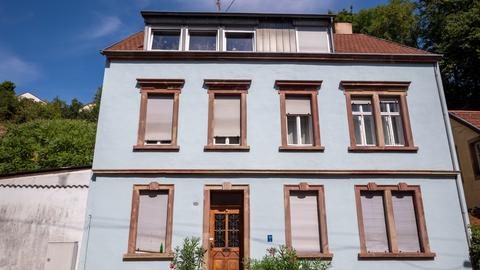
[137,78,185,90]
[203,79,251,90]
[275,80,322,91]
[341,81,410,92]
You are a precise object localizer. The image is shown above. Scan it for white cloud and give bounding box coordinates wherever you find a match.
[80,15,122,40]
[0,48,41,85]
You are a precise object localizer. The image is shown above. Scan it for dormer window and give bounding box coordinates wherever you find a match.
[151,30,181,50]
[188,30,218,51]
[224,31,254,52]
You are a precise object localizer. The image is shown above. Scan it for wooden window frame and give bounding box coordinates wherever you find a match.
[284,183,333,259]
[469,137,480,180]
[275,80,324,152]
[133,79,184,151]
[354,182,435,259]
[123,182,175,261]
[342,81,417,152]
[203,79,251,151]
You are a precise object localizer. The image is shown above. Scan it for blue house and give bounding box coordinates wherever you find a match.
[80,12,471,270]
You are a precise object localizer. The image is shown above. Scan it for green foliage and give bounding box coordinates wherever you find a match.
[472,225,480,270]
[0,81,18,122]
[0,119,96,173]
[171,237,206,270]
[418,0,480,109]
[244,246,330,270]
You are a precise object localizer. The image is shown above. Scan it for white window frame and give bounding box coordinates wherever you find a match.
[287,114,313,146]
[148,27,183,51]
[380,99,405,146]
[222,29,256,52]
[213,136,240,145]
[352,99,376,146]
[295,26,331,53]
[185,28,220,51]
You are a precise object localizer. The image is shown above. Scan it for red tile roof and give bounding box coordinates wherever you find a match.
[450,110,480,132]
[103,31,431,55]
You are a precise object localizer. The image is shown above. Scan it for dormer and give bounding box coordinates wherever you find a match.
[141,12,334,53]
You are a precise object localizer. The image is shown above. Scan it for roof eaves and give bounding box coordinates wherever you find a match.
[449,112,480,134]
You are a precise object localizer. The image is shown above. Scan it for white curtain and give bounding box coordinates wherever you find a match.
[145,95,174,141]
[290,191,321,253]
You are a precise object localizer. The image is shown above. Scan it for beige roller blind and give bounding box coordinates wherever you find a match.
[145,95,174,141]
[290,191,321,253]
[214,95,240,137]
[286,96,311,115]
[392,192,421,252]
[136,191,168,253]
[361,191,389,252]
[297,27,329,52]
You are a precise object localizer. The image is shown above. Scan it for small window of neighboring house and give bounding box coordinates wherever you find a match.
[225,31,254,52]
[471,139,480,178]
[342,81,417,152]
[188,30,217,51]
[276,80,323,151]
[204,80,250,151]
[151,30,181,50]
[297,27,329,53]
[355,183,435,259]
[284,184,332,259]
[124,183,174,260]
[134,79,184,151]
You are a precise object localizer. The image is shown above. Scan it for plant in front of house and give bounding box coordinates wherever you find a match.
[244,245,330,270]
[171,237,206,270]
[471,224,480,270]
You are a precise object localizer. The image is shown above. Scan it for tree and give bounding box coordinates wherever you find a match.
[418,0,480,109]
[0,119,96,173]
[334,0,419,47]
[0,81,18,122]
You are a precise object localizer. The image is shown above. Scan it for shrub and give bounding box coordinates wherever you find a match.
[244,246,330,270]
[171,237,206,270]
[472,225,480,270]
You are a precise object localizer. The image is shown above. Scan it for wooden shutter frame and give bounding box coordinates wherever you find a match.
[133,79,184,151]
[355,183,435,259]
[284,184,332,259]
[123,183,175,261]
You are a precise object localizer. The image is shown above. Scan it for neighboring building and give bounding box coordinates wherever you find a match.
[450,110,480,211]
[80,103,95,112]
[17,92,46,104]
[0,167,91,270]
[80,12,471,270]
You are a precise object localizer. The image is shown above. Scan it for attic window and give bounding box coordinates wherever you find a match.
[151,30,181,50]
[225,31,254,52]
[188,30,217,51]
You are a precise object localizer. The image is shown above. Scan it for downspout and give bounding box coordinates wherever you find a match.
[329,17,335,53]
[433,63,471,245]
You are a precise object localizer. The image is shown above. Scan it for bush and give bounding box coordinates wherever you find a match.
[472,225,480,270]
[0,119,96,173]
[171,237,206,270]
[244,246,330,270]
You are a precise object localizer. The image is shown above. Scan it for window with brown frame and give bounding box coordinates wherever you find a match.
[470,138,480,180]
[204,79,250,151]
[124,182,174,261]
[355,183,435,259]
[284,184,332,259]
[341,81,417,152]
[134,79,184,151]
[276,80,323,151]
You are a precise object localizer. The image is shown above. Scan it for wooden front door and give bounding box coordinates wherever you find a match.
[209,208,241,270]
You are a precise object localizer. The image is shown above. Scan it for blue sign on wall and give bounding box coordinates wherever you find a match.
[267,235,273,243]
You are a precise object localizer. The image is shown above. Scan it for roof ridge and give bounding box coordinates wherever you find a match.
[356,33,431,54]
[102,30,143,52]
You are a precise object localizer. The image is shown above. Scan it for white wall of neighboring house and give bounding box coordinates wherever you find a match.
[17,92,46,104]
[0,168,91,270]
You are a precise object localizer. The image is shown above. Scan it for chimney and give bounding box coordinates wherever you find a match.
[334,22,352,34]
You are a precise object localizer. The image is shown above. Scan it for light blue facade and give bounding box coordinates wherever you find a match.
[80,28,471,270]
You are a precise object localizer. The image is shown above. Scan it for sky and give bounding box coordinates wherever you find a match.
[0,0,388,104]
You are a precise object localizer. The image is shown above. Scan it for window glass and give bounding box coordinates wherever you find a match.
[287,115,298,144]
[145,95,174,145]
[380,99,405,146]
[352,99,376,146]
[392,191,421,252]
[290,191,321,252]
[286,96,312,145]
[360,191,389,252]
[299,115,312,144]
[136,190,169,253]
[475,142,480,172]
[189,31,217,51]
[226,32,253,51]
[214,95,241,145]
[152,31,180,50]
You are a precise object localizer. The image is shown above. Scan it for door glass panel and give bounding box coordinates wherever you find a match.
[228,214,240,248]
[214,214,226,247]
